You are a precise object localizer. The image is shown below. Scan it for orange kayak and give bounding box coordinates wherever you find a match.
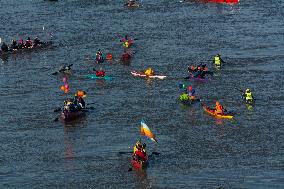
[203,106,234,119]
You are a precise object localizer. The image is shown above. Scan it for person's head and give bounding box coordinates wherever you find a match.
[246,89,251,93]
[216,101,220,106]
[191,66,195,70]
[27,37,30,40]
[217,54,220,57]
[188,86,192,91]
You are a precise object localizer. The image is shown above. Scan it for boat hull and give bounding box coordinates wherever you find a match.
[203,106,233,119]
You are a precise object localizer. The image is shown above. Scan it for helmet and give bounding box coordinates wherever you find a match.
[246,89,251,93]
[188,86,192,91]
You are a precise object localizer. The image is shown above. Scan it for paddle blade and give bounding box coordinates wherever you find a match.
[140,119,157,143]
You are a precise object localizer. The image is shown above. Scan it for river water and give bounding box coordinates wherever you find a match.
[0,0,283,188]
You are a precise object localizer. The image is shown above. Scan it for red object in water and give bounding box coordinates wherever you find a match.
[121,52,131,61]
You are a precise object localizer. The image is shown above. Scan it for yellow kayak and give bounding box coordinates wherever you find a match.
[203,106,234,119]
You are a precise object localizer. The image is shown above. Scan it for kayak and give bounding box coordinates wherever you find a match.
[131,155,148,170]
[180,98,200,105]
[131,71,166,80]
[203,105,233,119]
[86,74,112,80]
[0,41,53,56]
[60,109,86,121]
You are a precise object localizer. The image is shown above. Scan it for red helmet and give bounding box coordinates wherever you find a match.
[188,86,192,91]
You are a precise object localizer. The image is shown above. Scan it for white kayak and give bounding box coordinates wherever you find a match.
[131,71,166,79]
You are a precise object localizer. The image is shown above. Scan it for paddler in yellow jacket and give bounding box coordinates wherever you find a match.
[213,54,225,66]
[243,89,254,102]
[133,140,142,154]
[144,67,154,76]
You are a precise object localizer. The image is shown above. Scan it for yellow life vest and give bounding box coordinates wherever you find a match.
[145,68,154,76]
[214,56,221,65]
[123,41,129,48]
[245,92,253,100]
[133,146,138,154]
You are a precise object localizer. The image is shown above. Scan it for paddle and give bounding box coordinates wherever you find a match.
[52,64,73,75]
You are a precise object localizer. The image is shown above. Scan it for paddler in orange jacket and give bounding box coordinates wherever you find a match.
[215,101,224,114]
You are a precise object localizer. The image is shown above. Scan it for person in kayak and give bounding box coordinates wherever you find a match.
[126,0,137,7]
[144,67,154,76]
[243,88,254,102]
[133,139,142,154]
[33,37,42,47]
[96,49,104,63]
[215,101,225,114]
[1,42,9,52]
[213,54,225,66]
[18,38,24,49]
[133,142,147,162]
[25,37,33,48]
[94,67,106,77]
[73,90,86,110]
[187,86,196,100]
[10,39,18,50]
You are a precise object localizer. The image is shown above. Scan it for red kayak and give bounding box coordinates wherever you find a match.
[131,155,148,170]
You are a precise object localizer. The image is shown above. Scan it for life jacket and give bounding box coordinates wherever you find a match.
[123,41,129,48]
[245,92,253,100]
[180,93,189,101]
[214,56,221,65]
[215,104,224,114]
[135,149,146,161]
[145,68,154,76]
[96,71,105,77]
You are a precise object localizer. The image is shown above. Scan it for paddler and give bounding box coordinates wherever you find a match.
[25,37,33,48]
[187,86,196,100]
[1,42,9,52]
[73,90,86,109]
[133,139,141,154]
[10,39,18,50]
[33,37,42,47]
[213,54,225,66]
[243,89,254,102]
[215,101,225,114]
[144,67,154,76]
[94,67,105,77]
[96,49,104,63]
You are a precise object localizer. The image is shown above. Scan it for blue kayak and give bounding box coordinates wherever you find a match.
[86,74,112,80]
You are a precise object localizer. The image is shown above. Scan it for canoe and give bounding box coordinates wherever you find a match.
[131,71,166,79]
[131,155,148,170]
[0,41,53,57]
[60,109,86,121]
[203,105,233,119]
[86,74,112,80]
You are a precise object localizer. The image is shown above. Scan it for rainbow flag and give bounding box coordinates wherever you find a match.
[140,119,157,143]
